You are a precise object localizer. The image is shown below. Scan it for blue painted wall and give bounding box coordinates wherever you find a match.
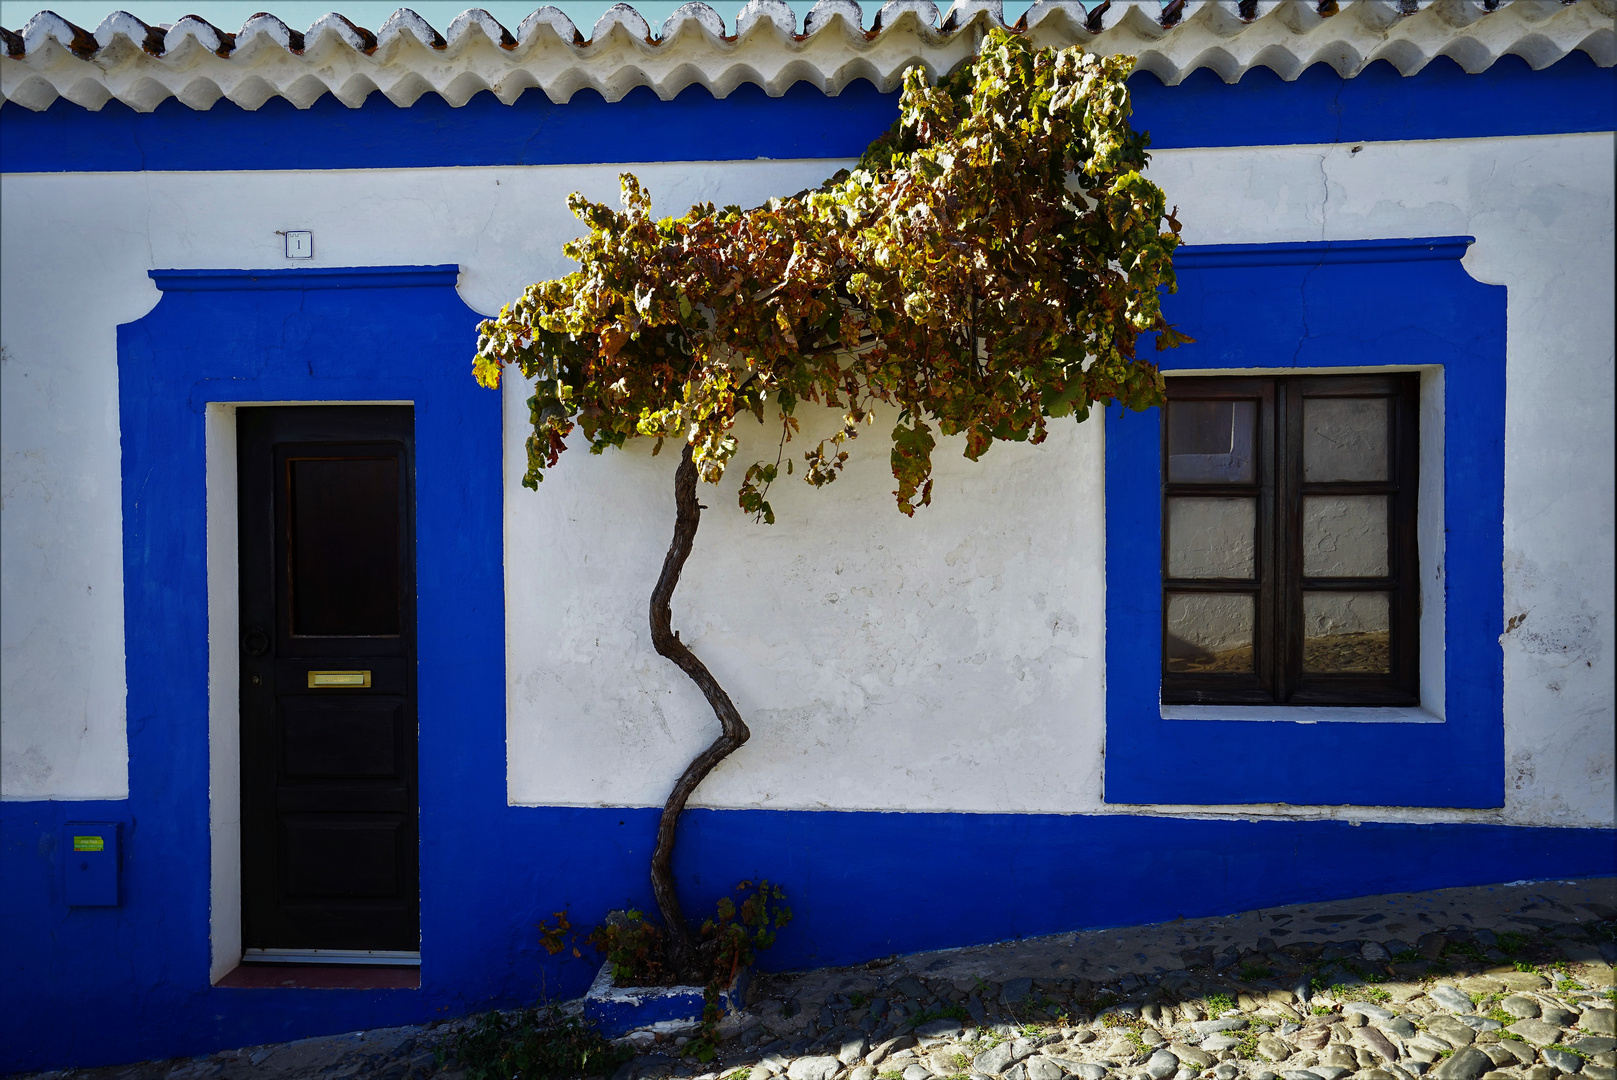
[2,53,1612,174]
[1106,238,1507,808]
[5,801,1613,1073]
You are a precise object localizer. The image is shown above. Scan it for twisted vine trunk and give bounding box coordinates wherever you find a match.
[649,443,751,978]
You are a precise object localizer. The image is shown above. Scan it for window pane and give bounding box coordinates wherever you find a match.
[290,457,401,636]
[1167,400,1256,483]
[1302,592,1390,673]
[1165,593,1254,673]
[1303,397,1388,482]
[1167,497,1256,579]
[1302,495,1389,578]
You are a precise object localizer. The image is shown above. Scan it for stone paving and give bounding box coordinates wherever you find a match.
[15,878,1615,1080]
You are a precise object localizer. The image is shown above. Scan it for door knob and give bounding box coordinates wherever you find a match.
[242,628,270,657]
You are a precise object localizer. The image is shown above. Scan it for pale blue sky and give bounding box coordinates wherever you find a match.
[0,0,1032,33]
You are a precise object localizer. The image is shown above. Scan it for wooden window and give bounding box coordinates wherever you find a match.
[1161,373,1420,706]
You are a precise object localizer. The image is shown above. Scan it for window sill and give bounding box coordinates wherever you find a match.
[1159,704,1442,724]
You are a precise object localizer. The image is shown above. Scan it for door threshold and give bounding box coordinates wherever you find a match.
[219,963,420,990]
[243,948,420,966]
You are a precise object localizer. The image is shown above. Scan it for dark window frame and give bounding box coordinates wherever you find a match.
[1161,373,1421,707]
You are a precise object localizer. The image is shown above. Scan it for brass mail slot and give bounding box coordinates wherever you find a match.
[308,670,371,688]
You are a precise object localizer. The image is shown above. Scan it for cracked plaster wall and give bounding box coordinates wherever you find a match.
[0,189,148,800]
[0,133,1609,826]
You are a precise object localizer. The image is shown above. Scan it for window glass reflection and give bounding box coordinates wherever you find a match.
[1168,400,1256,483]
[1302,495,1389,578]
[1303,397,1388,482]
[1167,498,1257,579]
[1165,593,1255,673]
[1302,592,1391,673]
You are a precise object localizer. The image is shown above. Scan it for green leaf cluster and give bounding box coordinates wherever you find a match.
[441,1003,631,1080]
[695,879,792,988]
[588,908,671,987]
[687,881,792,1061]
[538,885,791,1062]
[475,29,1185,517]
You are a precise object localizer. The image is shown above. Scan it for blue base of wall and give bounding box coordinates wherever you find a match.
[582,962,751,1038]
[3,801,1613,1073]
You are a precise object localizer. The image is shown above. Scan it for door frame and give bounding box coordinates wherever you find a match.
[119,263,498,1001]
[206,400,416,983]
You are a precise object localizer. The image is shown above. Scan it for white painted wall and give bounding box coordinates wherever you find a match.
[1,133,1610,828]
[0,179,140,800]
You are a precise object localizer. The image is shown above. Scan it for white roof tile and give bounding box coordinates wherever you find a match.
[0,0,1610,113]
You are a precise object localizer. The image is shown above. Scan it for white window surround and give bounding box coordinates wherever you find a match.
[1158,704,1441,724]
[1156,365,1445,726]
[205,400,414,985]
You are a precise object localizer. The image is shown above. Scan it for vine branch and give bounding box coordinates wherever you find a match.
[648,442,752,977]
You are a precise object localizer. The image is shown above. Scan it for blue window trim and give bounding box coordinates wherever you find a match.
[1104,237,1506,809]
[2,52,1610,174]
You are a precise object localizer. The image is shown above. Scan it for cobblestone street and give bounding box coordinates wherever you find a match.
[17,878,1614,1080]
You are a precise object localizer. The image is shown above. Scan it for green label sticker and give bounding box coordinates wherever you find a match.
[73,836,104,852]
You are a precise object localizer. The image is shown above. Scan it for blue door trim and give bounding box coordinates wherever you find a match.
[149,265,463,290]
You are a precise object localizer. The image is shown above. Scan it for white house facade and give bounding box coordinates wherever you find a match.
[1,0,1613,1073]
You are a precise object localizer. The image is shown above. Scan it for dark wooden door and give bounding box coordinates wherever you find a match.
[238,406,418,952]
